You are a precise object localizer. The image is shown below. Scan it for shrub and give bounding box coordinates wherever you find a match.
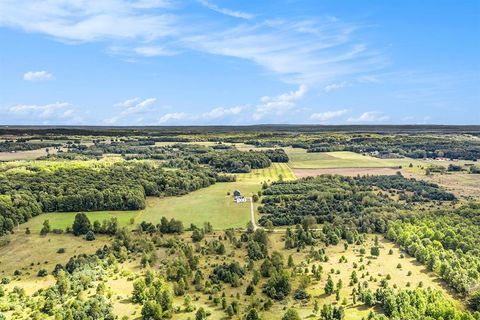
[85,231,96,241]
[37,269,48,277]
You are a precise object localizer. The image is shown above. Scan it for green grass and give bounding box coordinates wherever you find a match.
[24,210,139,232]
[138,163,295,229]
[287,149,426,169]
[0,231,109,281]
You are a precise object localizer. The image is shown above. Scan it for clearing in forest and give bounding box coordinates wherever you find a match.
[22,163,294,231]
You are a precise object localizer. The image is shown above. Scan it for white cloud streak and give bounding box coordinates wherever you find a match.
[0,0,177,43]
[323,82,345,92]
[347,111,389,123]
[158,106,244,123]
[0,1,384,85]
[23,70,54,81]
[310,109,349,122]
[197,0,254,20]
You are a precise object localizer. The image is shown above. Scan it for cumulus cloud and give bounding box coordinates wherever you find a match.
[197,0,254,19]
[347,111,389,123]
[7,102,71,118]
[0,102,84,124]
[323,82,345,93]
[253,85,307,120]
[310,109,349,122]
[158,106,244,124]
[23,70,54,81]
[106,97,157,124]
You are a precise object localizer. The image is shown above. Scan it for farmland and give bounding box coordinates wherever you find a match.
[0,127,479,320]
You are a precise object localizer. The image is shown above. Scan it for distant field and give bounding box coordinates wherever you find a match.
[236,162,295,182]
[0,148,56,161]
[407,171,480,201]
[287,149,425,169]
[293,167,401,178]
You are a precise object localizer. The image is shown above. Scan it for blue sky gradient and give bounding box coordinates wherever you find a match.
[0,0,479,125]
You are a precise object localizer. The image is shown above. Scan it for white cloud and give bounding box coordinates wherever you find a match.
[253,85,307,120]
[0,0,176,43]
[323,82,345,93]
[0,1,384,85]
[7,102,71,118]
[1,102,84,124]
[158,106,245,124]
[310,109,348,122]
[115,97,156,112]
[134,46,178,57]
[183,20,384,85]
[107,97,157,124]
[23,70,54,81]
[347,111,389,123]
[197,0,254,20]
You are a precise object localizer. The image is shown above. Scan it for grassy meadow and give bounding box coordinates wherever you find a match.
[286,149,424,169]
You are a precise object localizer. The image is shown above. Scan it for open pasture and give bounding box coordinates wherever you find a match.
[0,148,57,161]
[286,149,424,169]
[0,232,108,281]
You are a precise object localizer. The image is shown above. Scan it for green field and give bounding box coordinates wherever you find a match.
[23,163,294,231]
[287,148,425,169]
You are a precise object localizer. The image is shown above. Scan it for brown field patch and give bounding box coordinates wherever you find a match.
[293,167,401,178]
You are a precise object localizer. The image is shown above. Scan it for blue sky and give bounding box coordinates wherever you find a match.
[0,0,479,125]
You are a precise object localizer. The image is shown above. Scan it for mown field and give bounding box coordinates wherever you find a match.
[286,149,424,169]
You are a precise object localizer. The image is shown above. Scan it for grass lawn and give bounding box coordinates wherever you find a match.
[24,210,140,233]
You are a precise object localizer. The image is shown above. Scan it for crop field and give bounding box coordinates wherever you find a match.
[286,149,424,169]
[236,162,296,182]
[0,148,57,161]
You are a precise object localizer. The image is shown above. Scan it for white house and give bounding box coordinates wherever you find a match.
[234,196,246,203]
[233,190,246,203]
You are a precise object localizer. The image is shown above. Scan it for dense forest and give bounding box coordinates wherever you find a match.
[386,203,480,296]
[0,140,59,152]
[258,174,455,227]
[0,162,218,235]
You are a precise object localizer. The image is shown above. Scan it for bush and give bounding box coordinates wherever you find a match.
[85,231,96,241]
[73,213,91,236]
[37,269,48,277]
[57,248,66,254]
